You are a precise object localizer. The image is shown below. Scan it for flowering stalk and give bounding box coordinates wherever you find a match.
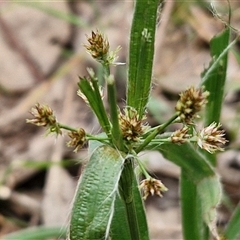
[107,75,124,150]
[26,5,230,238]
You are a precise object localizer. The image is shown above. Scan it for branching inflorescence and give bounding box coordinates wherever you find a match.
[26,30,227,200]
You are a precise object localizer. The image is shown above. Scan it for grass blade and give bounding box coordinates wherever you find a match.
[78,77,111,136]
[201,28,230,125]
[181,171,208,240]
[127,0,160,118]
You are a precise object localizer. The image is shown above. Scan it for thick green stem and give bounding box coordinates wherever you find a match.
[119,158,140,240]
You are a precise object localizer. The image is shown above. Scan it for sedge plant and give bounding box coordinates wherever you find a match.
[23,1,240,240]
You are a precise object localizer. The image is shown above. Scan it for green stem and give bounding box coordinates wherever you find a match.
[136,113,178,153]
[59,123,109,142]
[59,123,78,132]
[119,158,141,240]
[103,63,110,77]
[107,75,124,150]
[181,170,209,240]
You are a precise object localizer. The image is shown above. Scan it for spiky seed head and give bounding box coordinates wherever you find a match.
[140,178,168,200]
[197,122,227,153]
[67,128,86,153]
[175,86,209,124]
[84,30,109,62]
[118,107,148,142]
[26,103,62,135]
[171,126,191,144]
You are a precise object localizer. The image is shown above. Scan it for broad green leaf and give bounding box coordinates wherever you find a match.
[157,142,215,182]
[157,142,221,239]
[89,135,105,154]
[127,0,160,118]
[69,145,125,240]
[3,226,66,240]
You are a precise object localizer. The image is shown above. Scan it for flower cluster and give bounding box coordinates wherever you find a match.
[175,86,209,124]
[140,177,168,200]
[67,128,86,153]
[170,122,227,153]
[26,103,62,135]
[84,30,109,62]
[197,122,227,153]
[118,107,148,142]
[171,126,190,144]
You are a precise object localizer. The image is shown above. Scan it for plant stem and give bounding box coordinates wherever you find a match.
[59,123,109,142]
[107,75,124,150]
[136,113,178,153]
[119,158,141,240]
[103,63,110,77]
[59,123,78,132]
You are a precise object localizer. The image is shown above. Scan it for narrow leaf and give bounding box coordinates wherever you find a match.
[127,0,160,118]
[78,78,111,135]
[197,175,222,239]
[201,28,230,126]
[69,145,125,240]
[201,28,231,165]
[181,171,209,240]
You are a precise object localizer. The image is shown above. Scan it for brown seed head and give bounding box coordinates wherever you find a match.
[140,178,168,200]
[118,107,148,142]
[67,128,86,153]
[197,122,227,153]
[171,126,191,144]
[84,30,109,62]
[175,86,209,124]
[26,103,61,135]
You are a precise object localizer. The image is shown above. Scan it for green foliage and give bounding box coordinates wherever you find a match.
[224,203,240,239]
[69,145,125,240]
[201,28,230,125]
[127,0,160,118]
[14,1,240,240]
